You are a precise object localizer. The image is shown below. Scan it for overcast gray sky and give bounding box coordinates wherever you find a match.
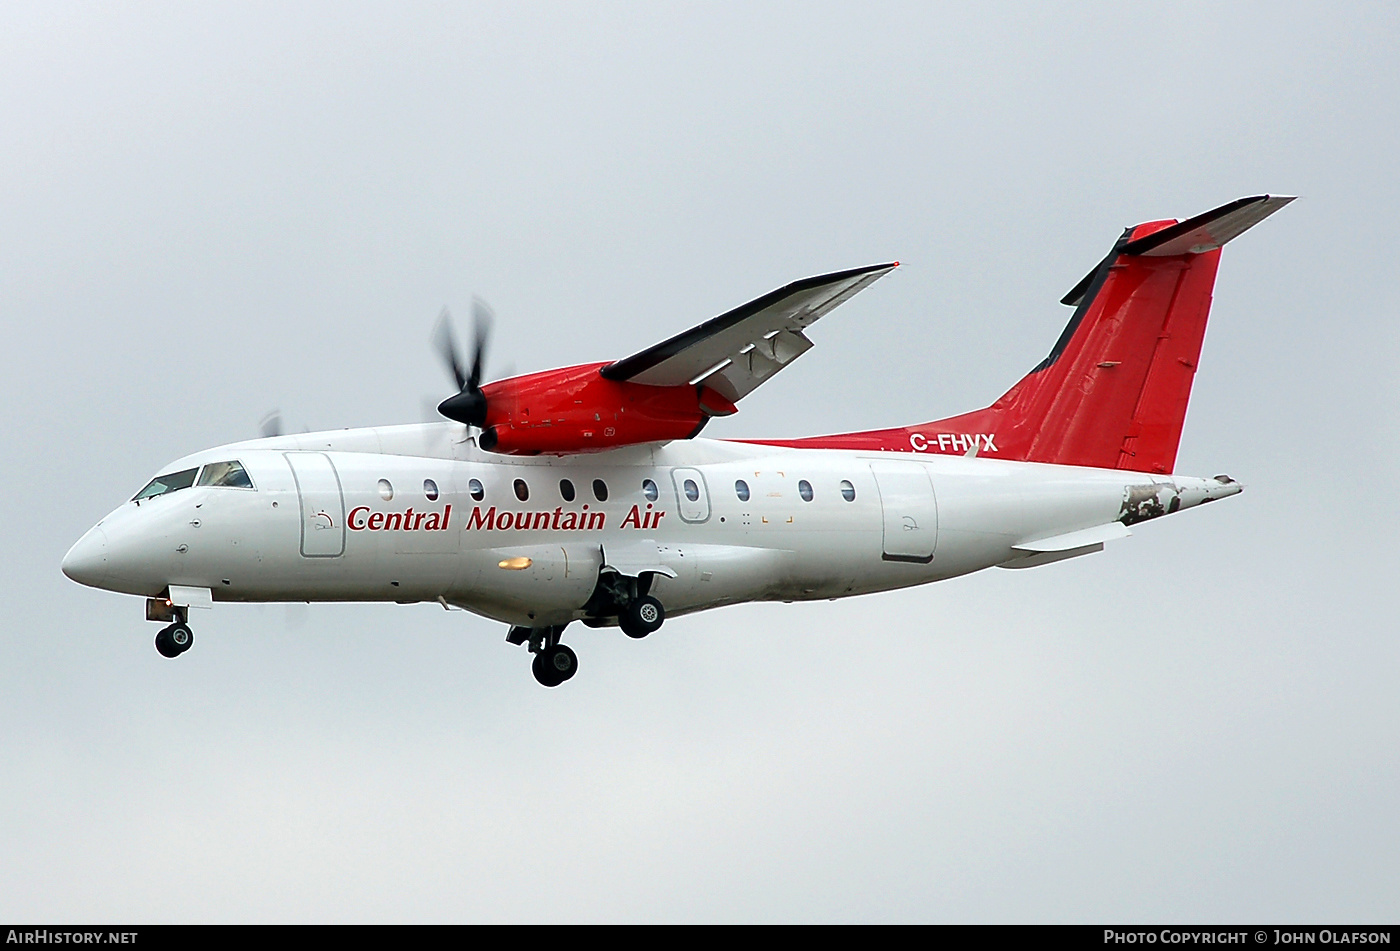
[3,1,1397,923]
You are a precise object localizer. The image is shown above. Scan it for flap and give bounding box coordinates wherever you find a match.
[600,262,897,403]
[1013,521,1131,553]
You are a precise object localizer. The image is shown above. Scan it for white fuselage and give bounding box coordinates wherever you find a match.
[62,422,1241,628]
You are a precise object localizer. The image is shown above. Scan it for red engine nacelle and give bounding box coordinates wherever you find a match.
[476,362,737,454]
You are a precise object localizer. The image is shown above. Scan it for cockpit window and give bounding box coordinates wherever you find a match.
[197,460,254,489]
[133,468,199,501]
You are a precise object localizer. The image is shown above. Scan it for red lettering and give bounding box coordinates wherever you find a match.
[349,506,454,530]
[467,506,497,530]
[496,511,513,530]
[621,505,642,529]
[587,512,605,530]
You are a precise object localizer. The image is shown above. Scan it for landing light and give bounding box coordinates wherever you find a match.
[498,557,533,570]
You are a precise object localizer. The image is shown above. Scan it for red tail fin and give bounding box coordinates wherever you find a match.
[762,196,1292,473]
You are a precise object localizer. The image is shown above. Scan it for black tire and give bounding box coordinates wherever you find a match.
[168,623,194,654]
[154,626,181,658]
[533,643,577,687]
[620,596,664,639]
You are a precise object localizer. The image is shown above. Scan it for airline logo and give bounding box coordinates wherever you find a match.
[348,506,452,531]
[347,503,669,533]
[909,433,998,454]
[464,504,666,532]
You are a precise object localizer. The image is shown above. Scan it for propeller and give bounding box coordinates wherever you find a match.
[433,298,494,428]
[259,410,283,439]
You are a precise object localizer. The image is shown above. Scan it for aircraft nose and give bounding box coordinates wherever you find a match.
[62,526,110,588]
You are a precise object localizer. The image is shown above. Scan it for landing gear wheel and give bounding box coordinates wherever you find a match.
[619,596,664,639]
[154,623,193,658]
[168,623,194,654]
[532,644,578,687]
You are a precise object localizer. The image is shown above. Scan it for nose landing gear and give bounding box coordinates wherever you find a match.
[147,597,194,659]
[154,622,194,658]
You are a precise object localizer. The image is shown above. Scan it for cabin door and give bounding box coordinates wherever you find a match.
[869,461,937,563]
[285,452,346,557]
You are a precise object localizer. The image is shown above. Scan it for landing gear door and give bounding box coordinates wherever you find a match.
[285,452,346,557]
[670,468,711,523]
[870,460,937,563]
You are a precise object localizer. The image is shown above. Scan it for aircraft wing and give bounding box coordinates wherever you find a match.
[600,262,898,403]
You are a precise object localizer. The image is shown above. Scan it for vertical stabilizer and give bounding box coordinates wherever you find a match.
[760,196,1292,473]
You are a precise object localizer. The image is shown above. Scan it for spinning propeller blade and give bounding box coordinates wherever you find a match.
[434,299,496,428]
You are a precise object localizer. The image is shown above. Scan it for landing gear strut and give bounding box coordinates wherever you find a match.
[155,622,194,658]
[508,624,577,687]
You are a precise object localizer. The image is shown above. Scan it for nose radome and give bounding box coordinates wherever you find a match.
[62,526,109,587]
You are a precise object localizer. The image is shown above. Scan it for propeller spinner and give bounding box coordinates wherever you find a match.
[434,299,494,428]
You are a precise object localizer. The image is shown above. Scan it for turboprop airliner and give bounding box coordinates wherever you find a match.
[62,195,1291,686]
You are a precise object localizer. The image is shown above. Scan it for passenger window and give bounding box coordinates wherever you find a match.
[642,479,659,502]
[469,478,485,501]
[560,479,576,502]
[133,468,198,501]
[840,480,856,502]
[683,479,700,502]
[592,479,608,502]
[423,479,439,501]
[197,460,254,489]
[798,479,813,502]
[735,479,750,502]
[378,479,394,501]
[514,479,530,502]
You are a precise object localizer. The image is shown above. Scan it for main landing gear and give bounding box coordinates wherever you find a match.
[619,595,665,639]
[585,571,667,639]
[508,577,669,687]
[154,622,194,658]
[508,624,578,687]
